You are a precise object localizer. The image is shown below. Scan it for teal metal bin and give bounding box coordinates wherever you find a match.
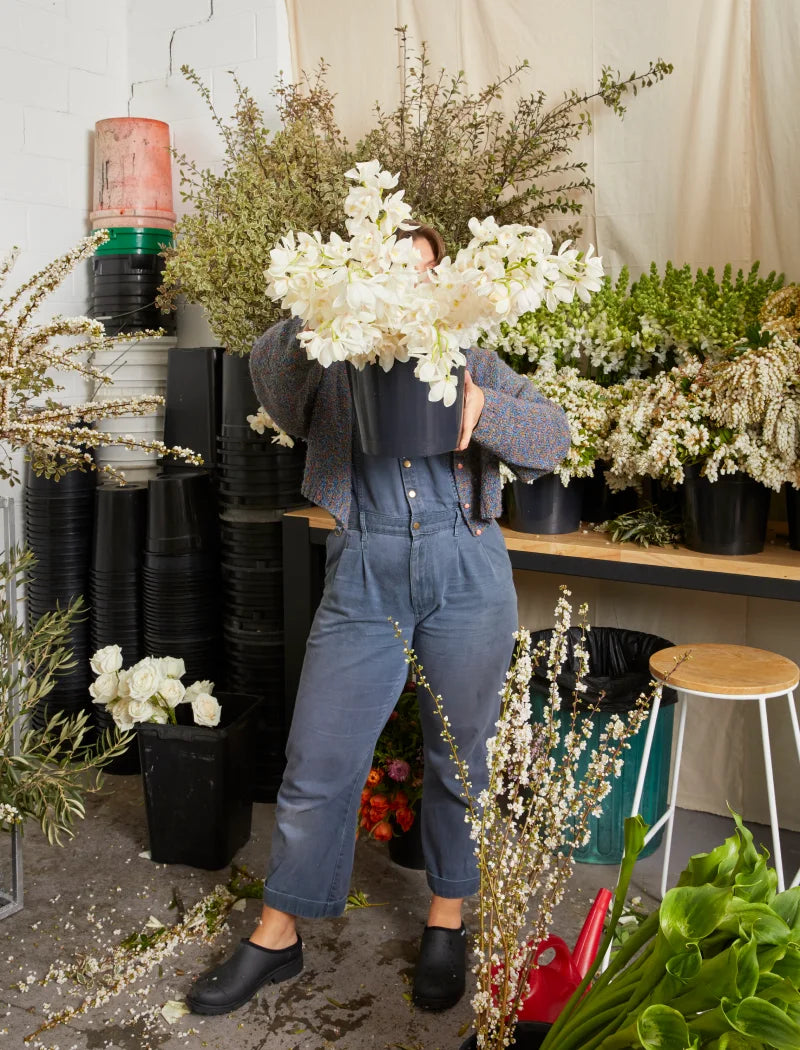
[529,626,677,865]
[530,691,674,863]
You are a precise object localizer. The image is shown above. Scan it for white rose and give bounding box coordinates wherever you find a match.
[159,677,186,708]
[157,656,186,680]
[191,693,221,728]
[127,658,162,700]
[110,699,135,732]
[90,644,123,676]
[89,671,118,704]
[116,668,131,698]
[127,698,157,723]
[184,680,215,704]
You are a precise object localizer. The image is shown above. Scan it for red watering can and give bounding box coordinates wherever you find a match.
[493,888,612,1024]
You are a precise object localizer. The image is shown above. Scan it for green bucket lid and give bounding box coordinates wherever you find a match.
[94,227,175,255]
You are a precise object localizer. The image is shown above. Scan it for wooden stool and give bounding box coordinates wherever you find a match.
[632,643,800,895]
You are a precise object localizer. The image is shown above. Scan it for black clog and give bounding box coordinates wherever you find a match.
[187,936,303,1015]
[412,923,467,1010]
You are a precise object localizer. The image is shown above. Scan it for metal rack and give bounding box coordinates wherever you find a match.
[0,495,23,920]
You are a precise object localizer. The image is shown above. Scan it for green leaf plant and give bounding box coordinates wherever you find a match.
[540,812,800,1050]
[0,547,132,844]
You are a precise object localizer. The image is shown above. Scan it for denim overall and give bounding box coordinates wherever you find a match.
[263,439,519,918]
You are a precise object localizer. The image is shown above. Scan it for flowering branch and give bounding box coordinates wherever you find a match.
[0,231,201,485]
[394,586,653,1049]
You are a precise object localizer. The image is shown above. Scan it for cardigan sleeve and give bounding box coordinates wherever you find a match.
[249,317,324,439]
[468,348,571,480]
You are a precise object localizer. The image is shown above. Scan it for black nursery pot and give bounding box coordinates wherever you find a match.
[681,464,770,555]
[787,486,800,551]
[138,693,258,869]
[459,1021,552,1050]
[348,359,465,457]
[507,475,582,534]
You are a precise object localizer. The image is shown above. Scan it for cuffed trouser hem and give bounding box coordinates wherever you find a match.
[426,872,480,898]
[263,886,348,919]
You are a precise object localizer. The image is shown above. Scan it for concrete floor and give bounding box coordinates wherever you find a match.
[1,780,798,1050]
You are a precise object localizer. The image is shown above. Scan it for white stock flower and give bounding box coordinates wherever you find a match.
[265,160,604,403]
[191,692,221,727]
[127,658,162,701]
[90,644,123,676]
[89,671,118,705]
[158,677,186,708]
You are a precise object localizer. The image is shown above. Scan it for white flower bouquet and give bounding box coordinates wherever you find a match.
[89,646,221,730]
[265,160,604,406]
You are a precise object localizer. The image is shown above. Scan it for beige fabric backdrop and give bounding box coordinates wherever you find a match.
[285,0,800,834]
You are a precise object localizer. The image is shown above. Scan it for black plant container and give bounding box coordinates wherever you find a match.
[507,475,582,534]
[459,1022,552,1050]
[348,359,465,457]
[138,693,258,869]
[786,485,800,551]
[681,464,770,555]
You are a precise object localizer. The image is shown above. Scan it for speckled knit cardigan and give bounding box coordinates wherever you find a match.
[250,317,571,536]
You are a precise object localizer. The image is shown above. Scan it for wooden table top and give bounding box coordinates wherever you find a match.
[284,505,800,584]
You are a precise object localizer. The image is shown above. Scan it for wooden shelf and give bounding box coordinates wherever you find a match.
[284,505,800,584]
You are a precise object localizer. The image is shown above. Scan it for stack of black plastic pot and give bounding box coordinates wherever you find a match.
[142,471,221,685]
[89,229,175,337]
[90,482,148,772]
[217,353,307,800]
[23,465,95,729]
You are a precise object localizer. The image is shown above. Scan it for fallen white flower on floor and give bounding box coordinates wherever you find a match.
[160,1000,190,1023]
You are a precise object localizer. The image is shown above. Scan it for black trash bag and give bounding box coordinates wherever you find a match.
[529,626,678,713]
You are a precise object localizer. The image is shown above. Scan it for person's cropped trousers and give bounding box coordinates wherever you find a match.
[263,508,518,918]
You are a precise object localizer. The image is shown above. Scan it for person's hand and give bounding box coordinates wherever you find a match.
[456,370,484,451]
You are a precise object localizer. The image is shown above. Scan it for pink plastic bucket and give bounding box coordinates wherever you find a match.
[92,117,176,224]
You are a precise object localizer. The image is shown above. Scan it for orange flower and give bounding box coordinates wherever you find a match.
[389,789,408,810]
[395,806,415,833]
[366,768,383,786]
[360,787,372,805]
[369,795,390,819]
[372,820,394,842]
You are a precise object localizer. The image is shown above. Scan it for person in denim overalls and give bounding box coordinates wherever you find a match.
[188,227,571,1017]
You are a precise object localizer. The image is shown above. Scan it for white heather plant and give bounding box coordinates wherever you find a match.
[605,324,800,494]
[89,647,221,729]
[265,160,604,405]
[395,587,653,1050]
[0,231,201,485]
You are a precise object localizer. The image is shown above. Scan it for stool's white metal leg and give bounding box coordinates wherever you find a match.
[758,695,785,893]
[631,691,663,818]
[785,689,800,889]
[660,692,688,899]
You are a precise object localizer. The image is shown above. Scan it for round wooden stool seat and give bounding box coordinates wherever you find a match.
[650,643,800,697]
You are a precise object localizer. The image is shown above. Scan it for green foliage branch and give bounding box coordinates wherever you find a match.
[159,32,672,354]
[0,548,131,845]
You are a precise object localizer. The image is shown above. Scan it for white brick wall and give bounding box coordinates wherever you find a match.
[0,0,292,508]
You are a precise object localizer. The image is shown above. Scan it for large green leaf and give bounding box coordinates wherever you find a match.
[660,885,734,951]
[670,939,758,1015]
[769,889,800,936]
[637,1005,698,1049]
[704,1034,764,1049]
[734,857,778,904]
[718,900,792,946]
[722,995,800,1049]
